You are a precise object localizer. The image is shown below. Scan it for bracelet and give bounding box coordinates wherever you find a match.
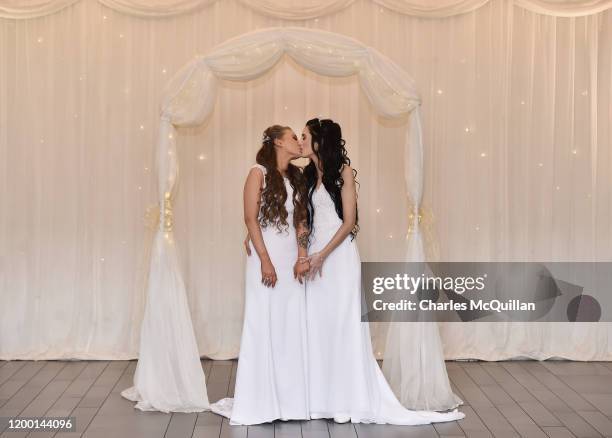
[297,256,309,264]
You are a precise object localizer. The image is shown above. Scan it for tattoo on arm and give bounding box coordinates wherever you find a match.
[298,231,309,249]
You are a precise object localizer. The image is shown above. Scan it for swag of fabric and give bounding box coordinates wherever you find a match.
[2,0,612,19]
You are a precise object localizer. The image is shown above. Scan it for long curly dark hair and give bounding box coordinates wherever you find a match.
[303,118,359,240]
[256,125,307,233]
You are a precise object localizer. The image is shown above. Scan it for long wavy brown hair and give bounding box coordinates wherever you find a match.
[256,125,307,233]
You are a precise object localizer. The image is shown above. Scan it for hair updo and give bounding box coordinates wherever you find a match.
[255,125,307,232]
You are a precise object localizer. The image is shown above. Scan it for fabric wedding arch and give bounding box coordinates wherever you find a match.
[122,26,452,412]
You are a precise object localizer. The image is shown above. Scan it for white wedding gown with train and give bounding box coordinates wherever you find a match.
[305,183,465,425]
[210,164,310,425]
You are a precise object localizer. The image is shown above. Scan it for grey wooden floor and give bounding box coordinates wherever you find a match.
[1,359,612,438]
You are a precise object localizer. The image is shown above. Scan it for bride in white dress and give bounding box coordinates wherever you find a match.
[299,118,465,425]
[210,125,311,425]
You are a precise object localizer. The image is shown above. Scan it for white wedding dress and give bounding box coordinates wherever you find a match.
[210,164,310,425]
[305,183,465,425]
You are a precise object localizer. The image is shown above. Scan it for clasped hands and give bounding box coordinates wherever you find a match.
[243,235,325,287]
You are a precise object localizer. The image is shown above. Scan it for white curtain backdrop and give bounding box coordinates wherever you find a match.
[1,0,612,361]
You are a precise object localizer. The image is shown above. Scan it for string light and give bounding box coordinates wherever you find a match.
[538,162,544,167]
[40,138,44,143]
[556,186,560,190]
[162,68,167,74]
[464,127,471,133]
[520,100,525,105]
[198,154,206,160]
[119,33,124,39]
[100,257,105,262]
[475,226,480,231]
[436,89,443,95]
[144,166,149,171]
[376,208,381,213]
[37,37,43,43]
[139,124,145,130]
[572,149,578,155]
[137,186,142,190]
[480,152,487,157]
[102,15,107,20]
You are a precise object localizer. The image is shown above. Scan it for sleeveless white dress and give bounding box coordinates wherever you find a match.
[305,183,465,425]
[210,164,309,425]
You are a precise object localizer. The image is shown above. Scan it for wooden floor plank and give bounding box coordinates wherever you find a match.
[0,361,67,422]
[454,405,493,438]
[541,426,577,438]
[274,421,302,438]
[0,359,609,438]
[301,419,330,438]
[219,417,246,438]
[521,362,598,412]
[327,421,357,438]
[0,362,47,412]
[165,412,199,438]
[448,366,519,437]
[0,361,26,387]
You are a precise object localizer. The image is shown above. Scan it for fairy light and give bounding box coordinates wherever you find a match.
[198,154,206,160]
[436,89,443,95]
[480,152,487,157]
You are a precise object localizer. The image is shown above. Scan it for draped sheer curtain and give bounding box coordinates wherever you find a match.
[1,0,611,360]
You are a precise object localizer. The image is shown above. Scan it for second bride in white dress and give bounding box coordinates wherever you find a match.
[300,118,465,425]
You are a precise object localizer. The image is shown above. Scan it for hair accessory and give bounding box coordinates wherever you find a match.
[262,133,271,143]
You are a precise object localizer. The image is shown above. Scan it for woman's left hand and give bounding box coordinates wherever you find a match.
[308,252,325,280]
[293,259,310,284]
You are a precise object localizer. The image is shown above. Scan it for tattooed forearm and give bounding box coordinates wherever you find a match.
[297,231,310,249]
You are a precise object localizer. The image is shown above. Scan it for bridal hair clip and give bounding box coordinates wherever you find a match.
[262,133,271,143]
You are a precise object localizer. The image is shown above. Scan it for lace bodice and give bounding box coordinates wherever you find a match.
[311,184,342,231]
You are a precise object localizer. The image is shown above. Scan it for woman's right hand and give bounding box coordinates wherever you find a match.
[261,258,277,288]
